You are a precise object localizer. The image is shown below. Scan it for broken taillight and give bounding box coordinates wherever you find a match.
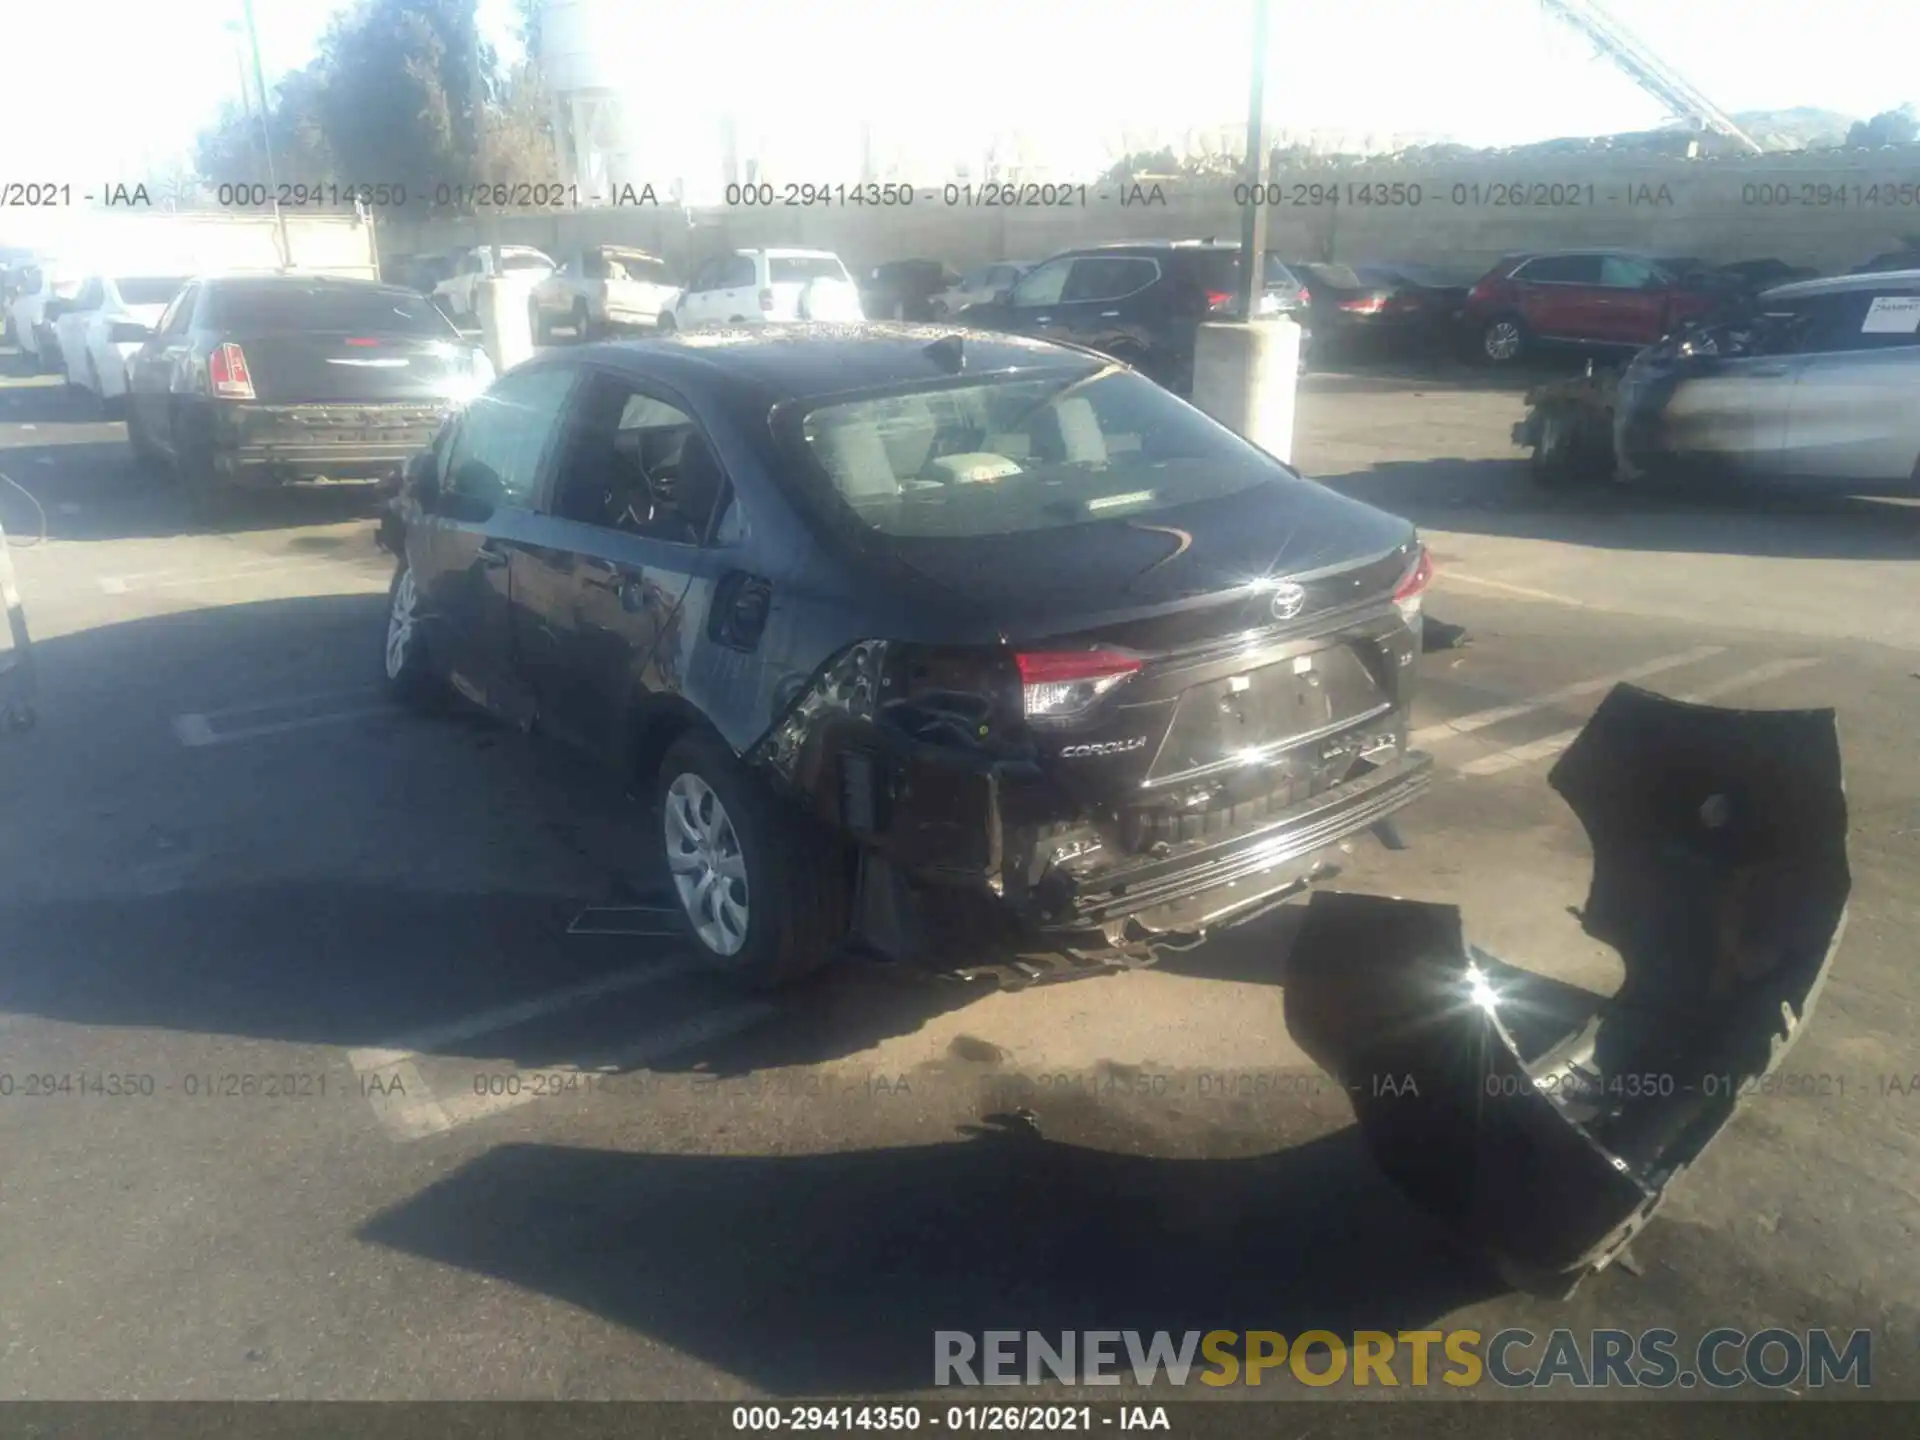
[1016,651,1142,724]
[208,342,255,399]
[1393,545,1433,628]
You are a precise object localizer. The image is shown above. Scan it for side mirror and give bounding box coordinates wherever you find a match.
[108,321,152,345]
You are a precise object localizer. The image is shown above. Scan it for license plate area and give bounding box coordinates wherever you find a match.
[1145,645,1386,786]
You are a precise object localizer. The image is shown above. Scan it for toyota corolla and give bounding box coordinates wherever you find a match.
[379,324,1435,987]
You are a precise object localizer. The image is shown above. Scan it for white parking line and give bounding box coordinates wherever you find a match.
[1410,645,1726,748]
[99,556,382,595]
[172,687,390,747]
[1456,658,1823,778]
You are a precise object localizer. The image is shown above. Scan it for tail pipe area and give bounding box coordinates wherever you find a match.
[1283,683,1850,1297]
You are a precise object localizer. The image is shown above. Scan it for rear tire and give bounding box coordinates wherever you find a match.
[1480,314,1527,365]
[654,732,850,989]
[572,299,596,342]
[180,429,245,526]
[657,311,678,334]
[126,403,160,468]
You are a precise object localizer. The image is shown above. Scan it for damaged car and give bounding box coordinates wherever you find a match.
[1285,682,1851,1297]
[379,325,1436,987]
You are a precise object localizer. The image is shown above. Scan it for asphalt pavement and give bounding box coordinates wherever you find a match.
[1,352,1917,1402]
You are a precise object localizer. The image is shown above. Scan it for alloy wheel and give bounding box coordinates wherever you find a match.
[385,567,417,680]
[1484,321,1522,361]
[664,772,750,956]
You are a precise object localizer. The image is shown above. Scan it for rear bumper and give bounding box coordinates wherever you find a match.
[209,403,446,484]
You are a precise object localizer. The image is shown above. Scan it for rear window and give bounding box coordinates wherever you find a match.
[205,284,459,336]
[606,253,672,284]
[1189,250,1302,292]
[501,252,553,273]
[769,256,849,285]
[788,367,1284,541]
[115,277,188,306]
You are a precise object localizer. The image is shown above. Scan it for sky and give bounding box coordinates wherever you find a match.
[0,0,1911,190]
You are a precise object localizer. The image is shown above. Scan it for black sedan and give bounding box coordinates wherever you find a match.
[1297,262,1469,354]
[380,325,1436,988]
[125,274,494,519]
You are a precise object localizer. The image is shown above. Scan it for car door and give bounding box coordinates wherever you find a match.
[414,363,581,721]
[1781,288,1920,484]
[57,277,105,379]
[1593,255,1670,346]
[1046,255,1160,354]
[1513,254,1604,340]
[710,253,758,325]
[676,257,722,327]
[129,283,198,454]
[514,374,716,762]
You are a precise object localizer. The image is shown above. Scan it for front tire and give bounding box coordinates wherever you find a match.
[655,733,849,988]
[657,311,678,334]
[383,562,440,705]
[1480,314,1527,365]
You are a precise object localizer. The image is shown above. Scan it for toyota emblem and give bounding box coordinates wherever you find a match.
[1268,582,1307,621]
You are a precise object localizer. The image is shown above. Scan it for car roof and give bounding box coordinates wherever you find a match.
[554,324,1106,404]
[193,273,425,301]
[1761,268,1920,301]
[754,248,842,260]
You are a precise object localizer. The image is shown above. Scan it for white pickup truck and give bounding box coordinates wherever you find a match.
[529,245,681,341]
[431,246,557,322]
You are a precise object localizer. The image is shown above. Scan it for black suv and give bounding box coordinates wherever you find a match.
[955,241,1311,395]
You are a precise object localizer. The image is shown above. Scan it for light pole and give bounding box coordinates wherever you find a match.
[238,0,292,268]
[1234,0,1271,320]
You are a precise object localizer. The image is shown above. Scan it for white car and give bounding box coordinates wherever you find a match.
[6,261,82,369]
[663,248,864,330]
[432,245,557,322]
[931,261,1033,318]
[55,273,190,403]
[530,246,681,341]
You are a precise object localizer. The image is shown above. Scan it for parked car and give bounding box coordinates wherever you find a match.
[663,248,864,330]
[954,241,1312,395]
[6,262,83,370]
[125,274,495,519]
[930,261,1035,318]
[1612,268,1920,489]
[377,325,1435,986]
[1461,249,1732,365]
[1295,261,1470,353]
[530,246,680,342]
[431,245,557,321]
[1715,258,1820,292]
[859,259,961,321]
[386,252,460,296]
[52,273,190,408]
[1851,246,1920,276]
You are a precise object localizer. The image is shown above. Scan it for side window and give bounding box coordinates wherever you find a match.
[161,285,199,336]
[1062,257,1157,303]
[1804,291,1920,353]
[442,366,577,509]
[72,279,105,311]
[1517,255,1602,284]
[722,254,757,289]
[1599,256,1657,289]
[550,375,727,545]
[1010,257,1074,307]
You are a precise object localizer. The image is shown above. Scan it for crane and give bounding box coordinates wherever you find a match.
[1539,0,1765,154]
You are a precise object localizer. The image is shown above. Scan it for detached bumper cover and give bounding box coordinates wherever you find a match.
[1284,683,1850,1295]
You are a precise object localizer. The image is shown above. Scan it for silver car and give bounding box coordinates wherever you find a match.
[1616,269,1920,489]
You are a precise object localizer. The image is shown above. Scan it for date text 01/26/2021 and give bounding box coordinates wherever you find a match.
[731,1406,1167,1432]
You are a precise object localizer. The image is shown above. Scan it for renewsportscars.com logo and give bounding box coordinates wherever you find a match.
[934,1328,1873,1390]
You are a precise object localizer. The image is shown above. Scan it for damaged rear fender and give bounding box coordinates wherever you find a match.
[1283,682,1850,1296]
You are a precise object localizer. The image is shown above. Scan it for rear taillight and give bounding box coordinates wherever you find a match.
[208,342,254,399]
[1206,289,1234,313]
[1393,545,1433,627]
[1296,287,1311,305]
[1468,281,1498,304]
[344,337,379,347]
[1016,650,1142,723]
[1338,296,1389,314]
[758,288,775,312]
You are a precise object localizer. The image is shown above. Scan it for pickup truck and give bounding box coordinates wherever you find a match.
[431,246,557,322]
[528,246,680,340]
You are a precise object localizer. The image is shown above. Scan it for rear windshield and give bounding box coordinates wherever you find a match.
[205,284,458,336]
[789,367,1283,541]
[115,277,189,306]
[1305,264,1368,290]
[1190,250,1301,292]
[769,256,849,285]
[501,252,553,272]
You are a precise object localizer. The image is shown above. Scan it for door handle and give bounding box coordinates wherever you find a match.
[476,540,509,567]
[1100,310,1120,318]
[1033,315,1051,323]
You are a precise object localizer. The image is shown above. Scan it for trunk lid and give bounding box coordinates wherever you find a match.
[220,331,476,404]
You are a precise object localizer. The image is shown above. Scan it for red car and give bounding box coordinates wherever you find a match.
[1461,249,1729,365]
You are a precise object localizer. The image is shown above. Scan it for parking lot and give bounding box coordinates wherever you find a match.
[2,346,1917,1401]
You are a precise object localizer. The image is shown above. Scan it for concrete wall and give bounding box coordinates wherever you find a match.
[377,148,1920,279]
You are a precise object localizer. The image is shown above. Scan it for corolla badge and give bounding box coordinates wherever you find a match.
[1268,582,1307,621]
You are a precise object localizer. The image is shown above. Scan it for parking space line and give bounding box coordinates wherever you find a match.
[1410,645,1726,747]
[171,706,393,747]
[1456,658,1823,777]
[345,959,703,1074]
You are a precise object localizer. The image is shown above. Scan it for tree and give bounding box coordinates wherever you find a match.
[1845,105,1919,148]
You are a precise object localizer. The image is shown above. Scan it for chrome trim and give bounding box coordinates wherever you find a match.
[1141,701,1397,790]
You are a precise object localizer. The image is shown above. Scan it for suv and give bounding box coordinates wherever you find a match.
[664,249,865,330]
[953,241,1311,395]
[1462,249,1728,364]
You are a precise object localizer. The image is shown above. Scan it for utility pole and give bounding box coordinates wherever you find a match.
[1234,0,1271,319]
[239,0,293,268]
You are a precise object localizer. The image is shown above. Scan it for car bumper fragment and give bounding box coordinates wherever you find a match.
[1282,682,1851,1296]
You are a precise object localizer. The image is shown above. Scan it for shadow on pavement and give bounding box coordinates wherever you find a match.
[357,1121,1503,1396]
[1318,456,1920,562]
